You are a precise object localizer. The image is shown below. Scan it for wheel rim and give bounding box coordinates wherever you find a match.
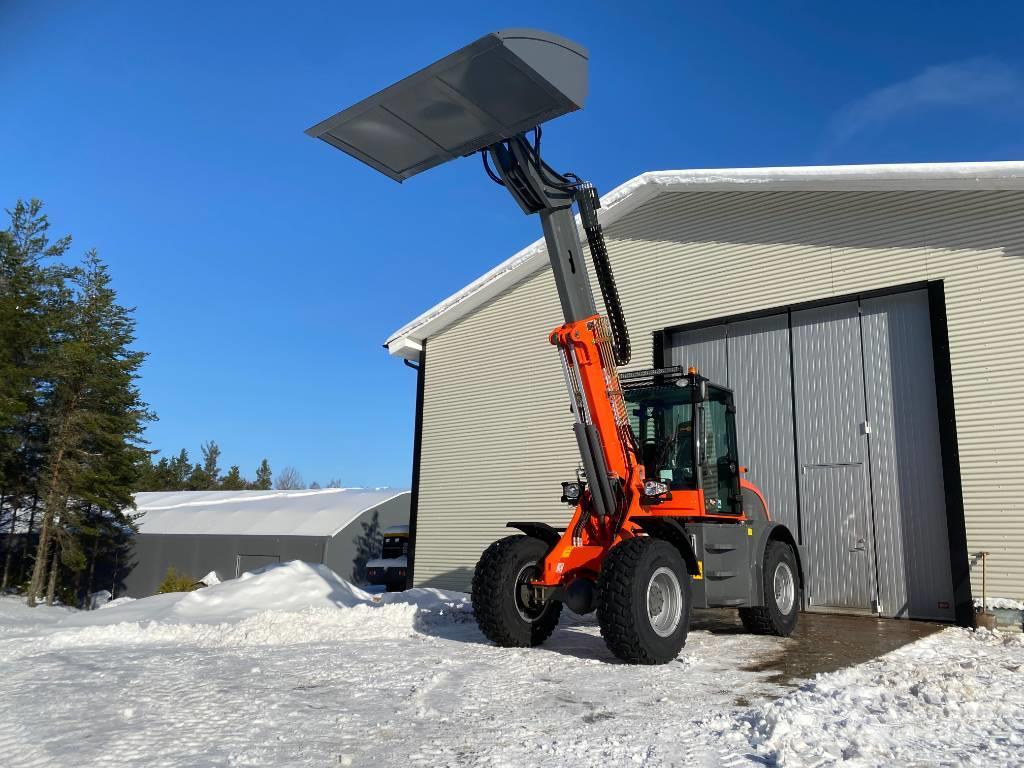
[514,563,544,622]
[646,566,683,637]
[773,561,796,615]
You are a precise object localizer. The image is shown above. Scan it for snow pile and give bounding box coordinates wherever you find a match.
[41,561,470,648]
[380,587,473,629]
[976,596,1024,611]
[47,604,419,649]
[61,560,371,629]
[711,627,1024,766]
[0,596,73,635]
[98,596,135,610]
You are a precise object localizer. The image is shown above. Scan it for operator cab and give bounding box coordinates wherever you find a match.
[621,366,742,516]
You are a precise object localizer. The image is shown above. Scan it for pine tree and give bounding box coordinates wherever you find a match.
[252,459,272,490]
[0,201,69,590]
[220,465,246,490]
[168,448,191,490]
[200,440,220,486]
[186,461,211,490]
[27,249,152,606]
[351,510,382,584]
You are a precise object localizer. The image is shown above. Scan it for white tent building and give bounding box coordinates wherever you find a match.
[124,488,409,597]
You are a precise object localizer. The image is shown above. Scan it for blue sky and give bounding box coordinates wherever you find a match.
[2,2,1023,487]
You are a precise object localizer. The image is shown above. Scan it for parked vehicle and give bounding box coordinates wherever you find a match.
[365,525,409,591]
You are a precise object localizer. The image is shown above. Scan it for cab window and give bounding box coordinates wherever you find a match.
[626,384,696,490]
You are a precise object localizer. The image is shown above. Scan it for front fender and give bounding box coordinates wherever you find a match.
[748,520,804,607]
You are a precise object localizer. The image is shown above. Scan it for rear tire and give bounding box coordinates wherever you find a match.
[739,540,800,636]
[596,537,691,664]
[471,535,562,647]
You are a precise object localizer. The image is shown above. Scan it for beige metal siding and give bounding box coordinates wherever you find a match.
[415,190,1024,600]
[416,269,575,588]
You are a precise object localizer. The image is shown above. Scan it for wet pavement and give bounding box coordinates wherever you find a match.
[691,608,945,695]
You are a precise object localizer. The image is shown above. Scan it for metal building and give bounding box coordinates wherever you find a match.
[386,161,1024,625]
[124,488,409,597]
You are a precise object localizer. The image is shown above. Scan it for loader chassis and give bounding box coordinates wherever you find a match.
[305,28,802,664]
[472,133,803,662]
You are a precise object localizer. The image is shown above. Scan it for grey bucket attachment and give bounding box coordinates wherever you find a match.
[306,29,588,182]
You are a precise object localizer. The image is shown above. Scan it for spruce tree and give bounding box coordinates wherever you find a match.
[168,448,191,490]
[200,440,221,486]
[220,465,246,490]
[252,459,272,490]
[27,249,152,605]
[0,201,69,589]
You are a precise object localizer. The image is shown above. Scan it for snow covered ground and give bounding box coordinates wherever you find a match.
[0,561,1022,767]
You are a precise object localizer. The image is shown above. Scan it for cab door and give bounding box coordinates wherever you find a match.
[699,385,742,516]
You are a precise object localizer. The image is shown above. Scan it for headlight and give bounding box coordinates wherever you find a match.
[561,481,584,504]
[642,479,670,498]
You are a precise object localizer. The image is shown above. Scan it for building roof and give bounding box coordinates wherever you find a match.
[133,488,409,537]
[385,161,1024,361]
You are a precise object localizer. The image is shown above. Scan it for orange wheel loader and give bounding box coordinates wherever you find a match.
[306,29,804,664]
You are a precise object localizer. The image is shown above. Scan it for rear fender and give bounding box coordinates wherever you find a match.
[748,521,804,607]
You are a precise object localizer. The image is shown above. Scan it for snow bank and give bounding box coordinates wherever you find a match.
[380,587,473,628]
[0,596,74,633]
[41,561,471,648]
[60,561,371,629]
[976,596,1024,611]
[46,604,419,649]
[709,627,1024,766]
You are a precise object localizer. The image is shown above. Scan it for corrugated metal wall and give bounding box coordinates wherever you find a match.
[669,314,799,535]
[667,296,956,619]
[861,292,953,619]
[414,190,1024,600]
[790,302,877,612]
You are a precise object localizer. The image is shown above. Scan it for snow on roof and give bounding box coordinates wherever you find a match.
[133,488,409,538]
[385,160,1024,360]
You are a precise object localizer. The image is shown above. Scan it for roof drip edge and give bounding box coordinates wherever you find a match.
[384,160,1024,358]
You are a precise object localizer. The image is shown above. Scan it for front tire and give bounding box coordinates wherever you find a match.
[596,537,691,664]
[471,535,562,647]
[739,540,800,636]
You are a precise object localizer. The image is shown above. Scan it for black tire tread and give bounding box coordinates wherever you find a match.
[596,538,649,662]
[596,537,688,664]
[738,604,777,634]
[471,536,561,648]
[739,540,799,636]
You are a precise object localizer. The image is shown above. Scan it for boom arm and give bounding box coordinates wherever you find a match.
[485,133,636,525]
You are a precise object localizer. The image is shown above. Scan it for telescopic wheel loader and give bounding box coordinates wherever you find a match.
[307,29,804,664]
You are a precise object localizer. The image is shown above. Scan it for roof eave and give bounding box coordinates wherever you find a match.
[385,161,1024,358]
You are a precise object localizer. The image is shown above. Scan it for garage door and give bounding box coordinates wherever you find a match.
[668,289,955,620]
